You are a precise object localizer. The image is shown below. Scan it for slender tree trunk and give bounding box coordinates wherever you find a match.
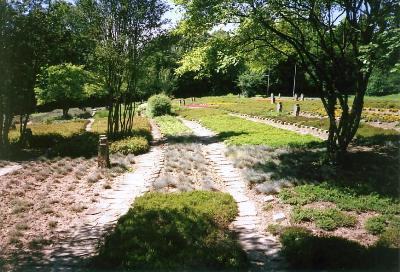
[3,112,12,146]
[62,108,69,119]
[18,113,29,146]
[0,101,4,148]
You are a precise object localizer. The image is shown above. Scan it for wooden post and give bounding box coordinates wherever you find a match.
[293,104,300,117]
[98,135,110,168]
[276,102,283,113]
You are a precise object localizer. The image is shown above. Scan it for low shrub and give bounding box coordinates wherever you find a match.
[92,191,247,270]
[147,94,172,117]
[110,136,149,155]
[50,132,98,158]
[365,215,389,235]
[291,207,357,231]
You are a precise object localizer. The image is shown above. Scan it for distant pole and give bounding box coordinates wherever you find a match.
[267,67,270,96]
[292,64,297,97]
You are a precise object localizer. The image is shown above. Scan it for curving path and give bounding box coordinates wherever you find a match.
[179,118,288,271]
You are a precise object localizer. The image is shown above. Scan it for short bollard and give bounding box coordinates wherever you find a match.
[293,104,300,116]
[294,93,298,101]
[300,93,304,101]
[270,93,275,104]
[276,102,283,113]
[98,135,110,168]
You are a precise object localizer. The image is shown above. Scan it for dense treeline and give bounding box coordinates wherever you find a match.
[0,0,399,161]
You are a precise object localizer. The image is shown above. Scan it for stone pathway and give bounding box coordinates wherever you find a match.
[0,164,22,177]
[230,113,328,140]
[29,122,164,271]
[180,118,287,271]
[85,118,95,132]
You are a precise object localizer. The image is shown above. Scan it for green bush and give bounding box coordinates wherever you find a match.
[110,136,149,155]
[92,191,247,270]
[50,132,98,158]
[291,207,357,231]
[147,94,172,117]
[237,71,265,97]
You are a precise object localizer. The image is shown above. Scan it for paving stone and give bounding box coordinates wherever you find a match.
[263,195,274,202]
[273,212,286,222]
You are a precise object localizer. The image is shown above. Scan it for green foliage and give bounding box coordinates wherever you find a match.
[279,226,398,270]
[154,115,192,137]
[92,191,248,269]
[35,63,101,116]
[147,94,172,117]
[365,215,400,247]
[365,216,389,235]
[291,207,357,231]
[179,108,320,147]
[237,71,265,97]
[110,136,149,155]
[366,69,400,96]
[377,226,400,248]
[279,183,399,215]
[50,132,99,158]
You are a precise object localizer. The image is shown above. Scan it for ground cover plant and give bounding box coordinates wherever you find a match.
[187,95,400,126]
[153,115,220,192]
[93,191,248,270]
[154,115,192,137]
[154,142,222,192]
[9,120,87,142]
[0,153,135,268]
[225,135,399,265]
[278,226,398,270]
[179,108,320,147]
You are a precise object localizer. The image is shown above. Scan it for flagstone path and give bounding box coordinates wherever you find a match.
[180,118,288,271]
[85,118,95,132]
[26,121,164,271]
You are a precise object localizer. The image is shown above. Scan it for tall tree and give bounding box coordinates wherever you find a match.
[174,0,400,162]
[81,0,168,137]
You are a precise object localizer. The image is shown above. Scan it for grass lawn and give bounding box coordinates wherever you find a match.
[185,95,400,123]
[92,191,248,270]
[179,108,321,147]
[154,115,192,137]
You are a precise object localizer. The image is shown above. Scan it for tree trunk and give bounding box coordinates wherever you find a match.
[62,108,69,119]
[323,91,365,164]
[19,113,30,146]
[0,101,3,148]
